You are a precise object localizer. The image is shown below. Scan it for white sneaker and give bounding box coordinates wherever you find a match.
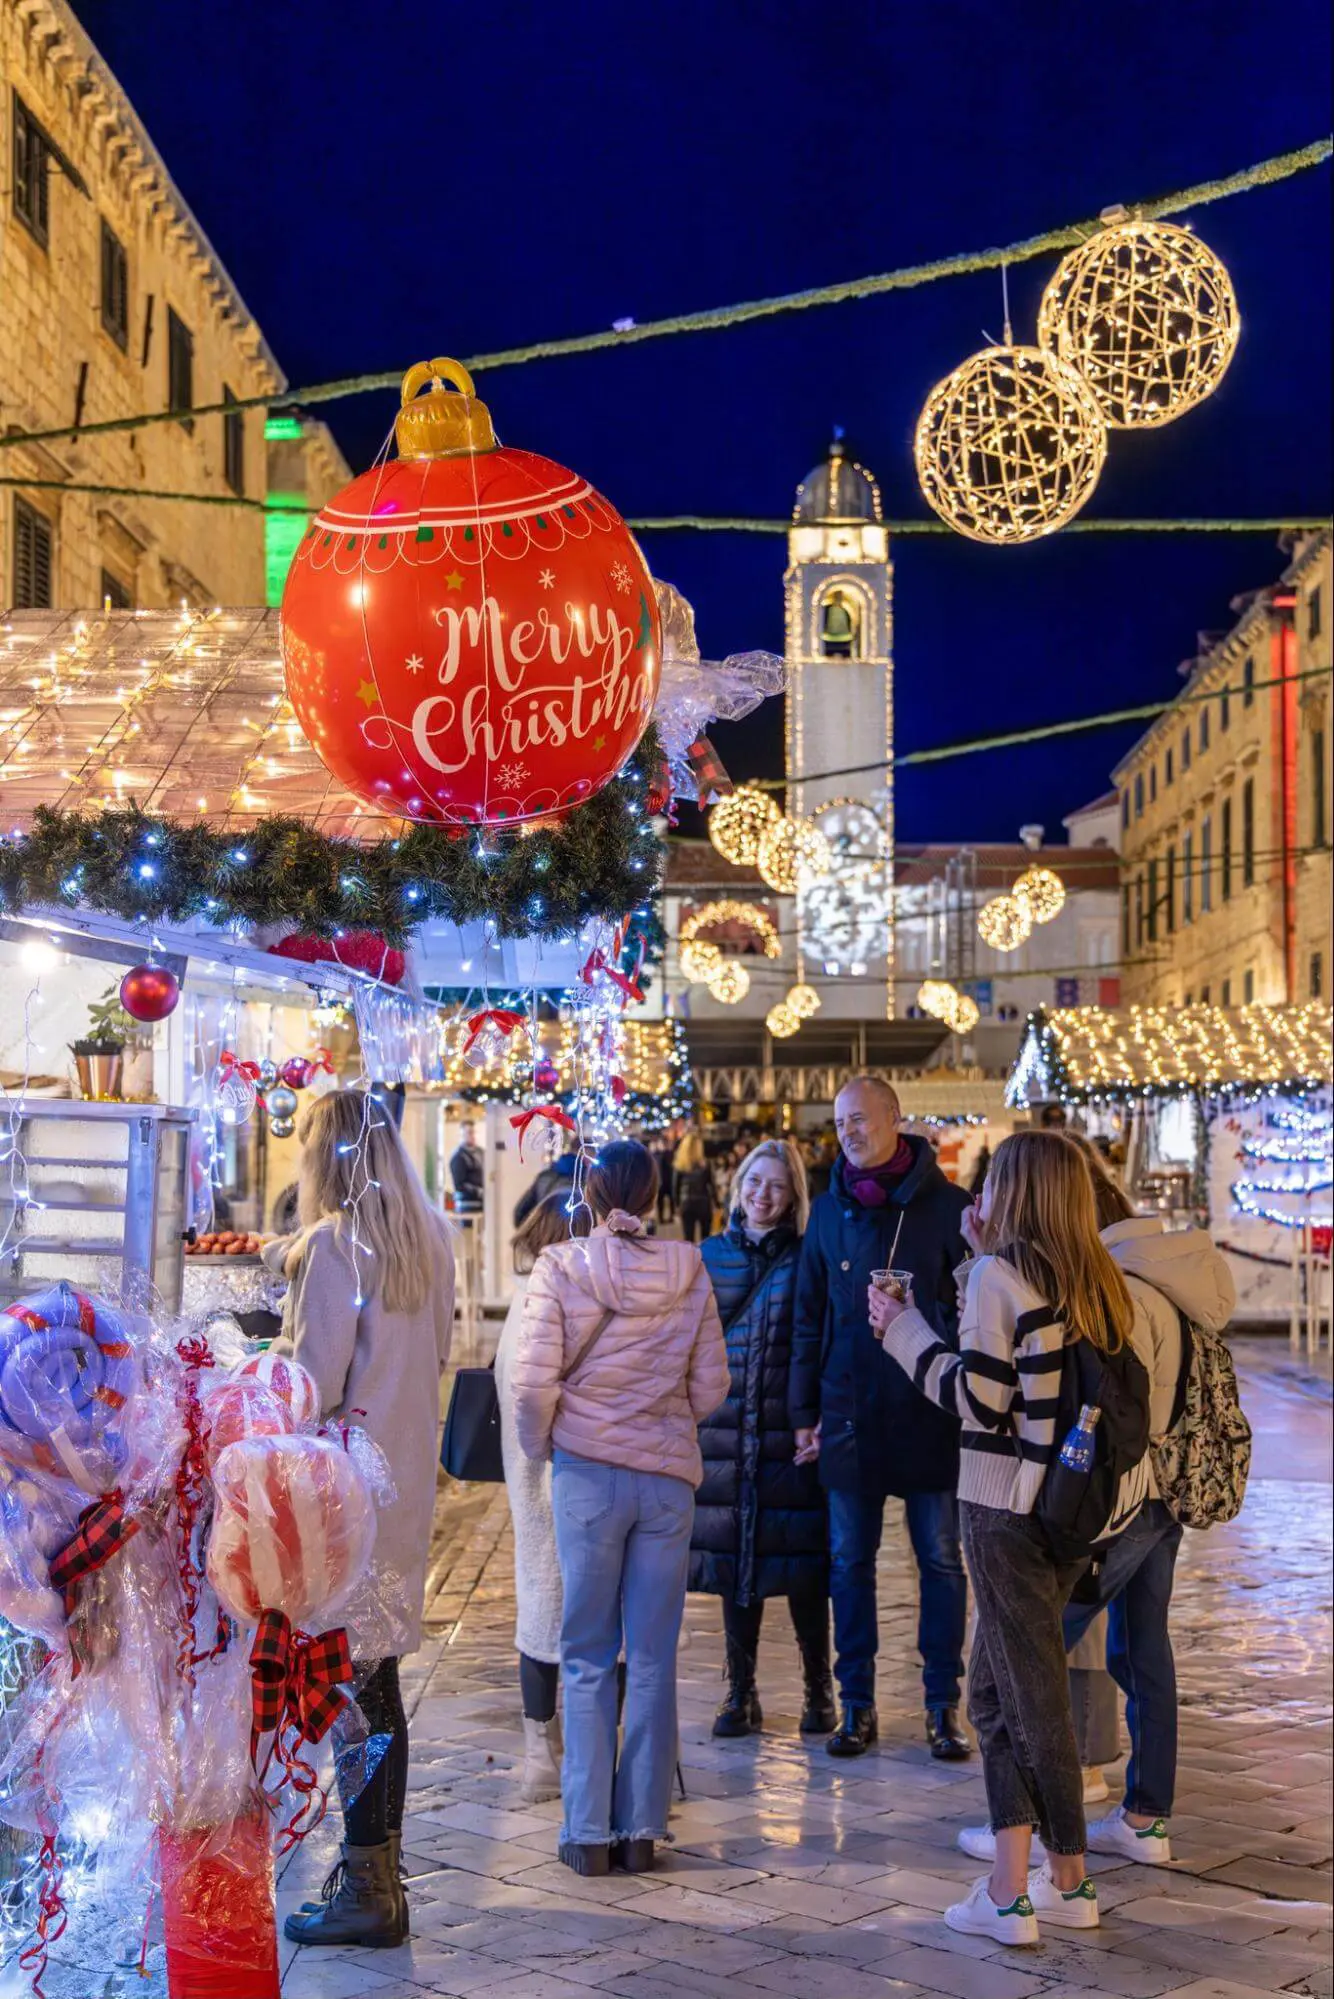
[1082,1767,1111,1804]
[519,1715,562,1804]
[945,1877,1039,1947]
[1027,1859,1100,1929]
[1086,1803,1171,1865]
[957,1824,997,1862]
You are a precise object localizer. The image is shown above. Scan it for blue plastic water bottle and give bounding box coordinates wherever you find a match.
[1058,1403,1101,1473]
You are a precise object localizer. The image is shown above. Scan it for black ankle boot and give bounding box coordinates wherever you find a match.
[926,1704,971,1760]
[826,1702,878,1758]
[798,1633,838,1736]
[713,1632,762,1738]
[284,1842,407,1948]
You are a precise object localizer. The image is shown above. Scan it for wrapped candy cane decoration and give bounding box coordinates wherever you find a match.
[232,1354,321,1429]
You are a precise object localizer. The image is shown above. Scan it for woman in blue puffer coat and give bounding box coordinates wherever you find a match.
[689,1140,834,1739]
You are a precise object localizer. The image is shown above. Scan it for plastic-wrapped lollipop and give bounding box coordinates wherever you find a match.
[0,1465,69,1646]
[207,1434,375,1631]
[232,1353,322,1429]
[0,1284,142,1497]
[201,1379,294,1470]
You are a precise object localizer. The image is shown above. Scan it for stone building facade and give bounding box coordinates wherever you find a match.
[1111,563,1327,1008]
[1285,529,1332,1003]
[2,0,283,610]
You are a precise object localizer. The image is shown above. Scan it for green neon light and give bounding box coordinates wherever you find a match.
[265,416,304,441]
[266,492,309,605]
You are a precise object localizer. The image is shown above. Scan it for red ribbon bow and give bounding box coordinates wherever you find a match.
[579,949,645,1007]
[462,1007,525,1057]
[510,1104,577,1160]
[309,1046,335,1076]
[218,1051,262,1083]
[249,1610,352,1760]
[49,1492,140,1675]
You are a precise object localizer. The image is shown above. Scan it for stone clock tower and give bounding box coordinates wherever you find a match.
[785,436,894,1017]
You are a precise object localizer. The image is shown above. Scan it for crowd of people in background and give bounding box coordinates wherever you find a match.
[265,1077,1240,1955]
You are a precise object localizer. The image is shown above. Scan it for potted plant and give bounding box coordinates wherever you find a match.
[70,988,133,1101]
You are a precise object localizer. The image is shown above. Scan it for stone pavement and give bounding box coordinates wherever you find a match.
[273,1339,1333,1999]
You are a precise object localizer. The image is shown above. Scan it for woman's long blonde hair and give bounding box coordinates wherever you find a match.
[728,1139,810,1234]
[297,1089,449,1314]
[673,1130,706,1173]
[980,1130,1133,1352]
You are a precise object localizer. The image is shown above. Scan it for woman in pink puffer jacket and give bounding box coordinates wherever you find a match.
[513,1139,728,1878]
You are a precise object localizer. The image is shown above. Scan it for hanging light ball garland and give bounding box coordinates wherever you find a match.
[708,786,781,867]
[977,892,1034,952]
[705,960,751,1005]
[1038,218,1240,429]
[915,344,1108,545]
[118,963,180,1023]
[766,1002,800,1040]
[1014,864,1066,924]
[916,979,979,1035]
[757,815,833,895]
[786,982,822,1019]
[281,358,661,828]
[680,937,724,984]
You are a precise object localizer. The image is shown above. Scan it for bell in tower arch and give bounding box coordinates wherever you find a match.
[820,588,860,658]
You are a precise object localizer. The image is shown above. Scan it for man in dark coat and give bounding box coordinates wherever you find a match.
[450,1122,485,1212]
[790,1076,971,1759]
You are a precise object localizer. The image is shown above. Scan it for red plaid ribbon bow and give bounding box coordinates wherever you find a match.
[249,1610,352,1762]
[48,1493,140,1677]
[462,1007,526,1058]
[510,1104,578,1161]
[687,733,732,806]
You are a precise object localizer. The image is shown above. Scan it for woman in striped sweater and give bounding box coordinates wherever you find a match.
[868,1130,1136,1948]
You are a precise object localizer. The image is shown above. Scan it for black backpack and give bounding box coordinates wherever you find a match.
[1033,1333,1152,1568]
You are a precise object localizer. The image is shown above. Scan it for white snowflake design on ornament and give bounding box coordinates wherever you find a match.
[496,761,529,792]
[404,653,425,674]
[610,560,633,594]
[538,568,556,591]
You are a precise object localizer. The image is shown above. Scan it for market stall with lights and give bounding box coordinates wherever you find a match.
[1008,1001,1333,1322]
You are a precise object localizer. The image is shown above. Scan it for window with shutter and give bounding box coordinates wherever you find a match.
[168,308,194,428]
[222,385,245,496]
[13,499,54,608]
[100,568,132,610]
[12,93,50,247]
[100,220,129,348]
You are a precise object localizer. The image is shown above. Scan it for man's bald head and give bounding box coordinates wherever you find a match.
[834,1075,902,1171]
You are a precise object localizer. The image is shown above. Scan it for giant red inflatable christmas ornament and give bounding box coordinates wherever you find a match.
[280,358,662,827]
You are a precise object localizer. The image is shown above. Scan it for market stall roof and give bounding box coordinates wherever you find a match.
[0,607,385,840]
[1008,1002,1334,1107]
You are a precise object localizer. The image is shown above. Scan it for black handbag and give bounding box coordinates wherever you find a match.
[440,1303,617,1485]
[440,1364,504,1483]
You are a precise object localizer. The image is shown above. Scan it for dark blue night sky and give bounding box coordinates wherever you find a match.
[74,0,1332,841]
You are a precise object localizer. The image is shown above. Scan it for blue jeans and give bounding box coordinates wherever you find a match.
[827,1487,967,1707]
[1063,1499,1183,1818]
[552,1450,693,1846]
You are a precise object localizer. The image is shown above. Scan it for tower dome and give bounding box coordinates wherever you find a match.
[793,435,882,525]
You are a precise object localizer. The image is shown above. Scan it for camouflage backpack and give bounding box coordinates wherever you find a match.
[1150,1313,1251,1529]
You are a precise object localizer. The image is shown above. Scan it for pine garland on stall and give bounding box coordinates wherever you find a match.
[0,730,665,946]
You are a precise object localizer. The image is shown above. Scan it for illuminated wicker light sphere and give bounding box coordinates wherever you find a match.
[786,982,823,1020]
[757,815,833,895]
[916,980,980,1035]
[708,785,781,867]
[1014,864,1066,925]
[977,892,1034,952]
[1038,219,1240,429]
[705,959,751,1006]
[766,1002,800,1040]
[680,938,724,984]
[914,343,1107,545]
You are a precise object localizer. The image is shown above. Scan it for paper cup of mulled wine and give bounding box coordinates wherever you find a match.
[870,1269,913,1301]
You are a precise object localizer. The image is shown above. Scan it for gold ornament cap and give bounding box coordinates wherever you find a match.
[395,358,496,459]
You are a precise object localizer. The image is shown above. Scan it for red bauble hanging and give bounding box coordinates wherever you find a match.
[279,1056,313,1091]
[280,358,662,828]
[119,963,180,1022]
